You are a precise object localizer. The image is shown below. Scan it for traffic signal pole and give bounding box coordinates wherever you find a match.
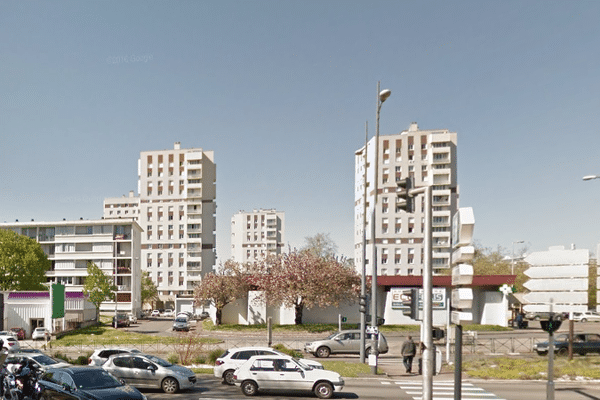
[408,185,433,400]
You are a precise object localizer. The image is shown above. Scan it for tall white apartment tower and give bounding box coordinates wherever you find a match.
[354,122,458,277]
[104,142,216,300]
[231,209,285,263]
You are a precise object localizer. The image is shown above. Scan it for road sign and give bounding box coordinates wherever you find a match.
[451,288,473,309]
[451,310,473,325]
[524,265,588,279]
[451,207,474,248]
[366,326,378,334]
[451,264,474,286]
[452,245,475,264]
[523,291,588,304]
[523,304,587,313]
[523,278,588,291]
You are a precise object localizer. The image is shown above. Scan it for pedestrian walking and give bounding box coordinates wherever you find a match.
[401,335,417,374]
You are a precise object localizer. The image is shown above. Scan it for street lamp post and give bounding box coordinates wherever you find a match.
[369,81,391,374]
[360,121,368,364]
[512,240,524,275]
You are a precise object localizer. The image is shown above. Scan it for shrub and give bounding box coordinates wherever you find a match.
[193,355,206,365]
[74,355,88,365]
[167,353,179,365]
[272,344,302,358]
[208,348,225,365]
[53,352,69,362]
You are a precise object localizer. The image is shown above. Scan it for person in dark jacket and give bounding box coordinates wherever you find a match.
[401,335,417,374]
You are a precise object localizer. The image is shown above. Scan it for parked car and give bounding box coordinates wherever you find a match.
[525,312,568,321]
[88,348,141,366]
[102,353,197,393]
[0,335,21,352]
[176,311,192,319]
[112,313,130,327]
[31,327,50,340]
[36,366,147,400]
[233,354,344,399]
[214,346,323,385]
[172,317,190,332]
[9,327,25,340]
[163,309,175,317]
[151,310,160,318]
[573,311,600,323]
[304,329,388,358]
[196,311,210,320]
[127,313,138,324]
[5,352,71,371]
[534,333,600,356]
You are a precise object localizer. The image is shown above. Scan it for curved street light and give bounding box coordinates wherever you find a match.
[583,175,600,181]
[369,81,391,375]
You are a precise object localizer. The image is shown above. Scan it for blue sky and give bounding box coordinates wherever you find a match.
[2,1,600,262]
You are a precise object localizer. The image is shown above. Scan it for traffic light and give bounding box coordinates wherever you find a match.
[365,315,385,325]
[359,295,367,314]
[402,288,419,320]
[540,316,562,333]
[396,177,414,213]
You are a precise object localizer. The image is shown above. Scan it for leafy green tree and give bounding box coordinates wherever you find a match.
[0,229,50,290]
[471,242,529,292]
[193,260,248,325]
[140,271,158,310]
[83,262,116,318]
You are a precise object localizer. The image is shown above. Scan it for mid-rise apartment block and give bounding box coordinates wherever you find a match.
[104,142,216,300]
[231,209,285,263]
[354,122,458,277]
[0,219,143,315]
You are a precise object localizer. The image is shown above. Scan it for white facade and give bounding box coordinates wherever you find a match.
[104,142,216,300]
[354,122,458,277]
[0,219,143,315]
[231,209,285,263]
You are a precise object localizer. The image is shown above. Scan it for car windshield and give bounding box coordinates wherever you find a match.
[292,358,311,370]
[72,370,122,390]
[31,355,61,366]
[144,354,171,367]
[325,332,338,340]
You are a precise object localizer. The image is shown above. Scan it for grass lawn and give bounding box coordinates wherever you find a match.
[462,355,600,380]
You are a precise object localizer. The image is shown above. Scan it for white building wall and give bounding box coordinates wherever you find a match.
[231,210,285,263]
[354,122,458,277]
[0,220,142,316]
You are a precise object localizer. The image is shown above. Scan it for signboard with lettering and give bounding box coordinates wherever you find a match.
[391,288,446,310]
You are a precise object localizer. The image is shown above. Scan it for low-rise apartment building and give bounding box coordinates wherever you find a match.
[0,219,143,315]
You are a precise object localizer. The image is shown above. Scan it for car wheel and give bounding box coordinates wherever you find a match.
[316,346,331,358]
[557,348,568,356]
[582,318,587,323]
[536,351,547,356]
[161,377,179,393]
[223,369,235,385]
[314,382,333,399]
[241,380,258,396]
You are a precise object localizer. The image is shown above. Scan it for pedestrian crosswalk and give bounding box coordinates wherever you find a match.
[384,380,505,400]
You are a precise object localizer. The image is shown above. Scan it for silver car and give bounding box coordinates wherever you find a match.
[304,329,388,358]
[102,353,196,393]
[5,352,71,371]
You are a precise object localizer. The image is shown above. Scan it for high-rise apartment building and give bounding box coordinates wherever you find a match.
[0,219,143,315]
[354,122,458,277]
[231,209,285,263]
[103,142,216,299]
